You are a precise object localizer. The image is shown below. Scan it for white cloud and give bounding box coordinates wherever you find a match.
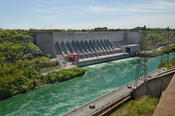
[88,0,175,15]
[2,0,175,29]
[44,13,175,29]
[3,13,175,29]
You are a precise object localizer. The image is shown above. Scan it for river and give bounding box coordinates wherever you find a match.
[1,53,175,116]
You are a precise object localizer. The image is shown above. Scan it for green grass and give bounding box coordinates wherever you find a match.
[46,67,85,83]
[111,96,159,116]
[40,65,60,73]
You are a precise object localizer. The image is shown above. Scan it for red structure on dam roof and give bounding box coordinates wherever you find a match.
[68,53,79,63]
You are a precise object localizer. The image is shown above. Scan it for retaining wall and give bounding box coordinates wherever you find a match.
[34,32,54,57]
[132,70,175,98]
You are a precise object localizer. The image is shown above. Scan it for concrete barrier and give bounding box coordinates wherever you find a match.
[76,53,133,67]
[132,69,175,98]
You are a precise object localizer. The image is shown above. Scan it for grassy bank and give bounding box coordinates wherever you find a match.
[137,44,175,57]
[40,65,60,73]
[0,30,85,100]
[46,67,85,83]
[137,32,175,57]
[111,96,159,116]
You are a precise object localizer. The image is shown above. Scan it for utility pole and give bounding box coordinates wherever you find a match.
[135,30,149,88]
[160,27,170,66]
[135,27,172,88]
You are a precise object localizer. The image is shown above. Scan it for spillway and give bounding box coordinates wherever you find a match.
[1,53,175,116]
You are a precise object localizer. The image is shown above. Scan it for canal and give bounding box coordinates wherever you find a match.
[1,53,175,116]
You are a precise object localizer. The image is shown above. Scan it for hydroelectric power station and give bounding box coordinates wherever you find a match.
[34,31,141,65]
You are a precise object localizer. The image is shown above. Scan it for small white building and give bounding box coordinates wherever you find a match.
[122,44,140,55]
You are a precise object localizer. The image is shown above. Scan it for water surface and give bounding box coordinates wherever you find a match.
[1,53,175,116]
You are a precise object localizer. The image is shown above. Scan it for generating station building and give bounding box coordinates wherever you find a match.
[34,31,141,64]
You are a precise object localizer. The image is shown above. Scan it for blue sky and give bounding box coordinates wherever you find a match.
[0,0,175,29]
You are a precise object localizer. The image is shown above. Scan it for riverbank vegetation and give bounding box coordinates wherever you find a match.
[46,67,85,83]
[145,32,175,40]
[159,57,175,68]
[137,44,175,57]
[111,96,159,116]
[40,65,61,73]
[137,31,175,57]
[0,30,85,100]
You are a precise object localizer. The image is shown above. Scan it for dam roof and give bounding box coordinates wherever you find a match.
[34,30,140,33]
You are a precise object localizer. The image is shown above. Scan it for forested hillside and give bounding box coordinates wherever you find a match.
[0,30,85,100]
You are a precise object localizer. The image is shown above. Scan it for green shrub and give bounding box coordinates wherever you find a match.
[138,44,175,57]
[47,67,85,83]
[159,57,175,68]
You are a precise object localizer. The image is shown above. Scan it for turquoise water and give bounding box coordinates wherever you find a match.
[1,53,175,116]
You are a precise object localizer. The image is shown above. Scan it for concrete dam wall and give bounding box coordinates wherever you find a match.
[34,31,141,58]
